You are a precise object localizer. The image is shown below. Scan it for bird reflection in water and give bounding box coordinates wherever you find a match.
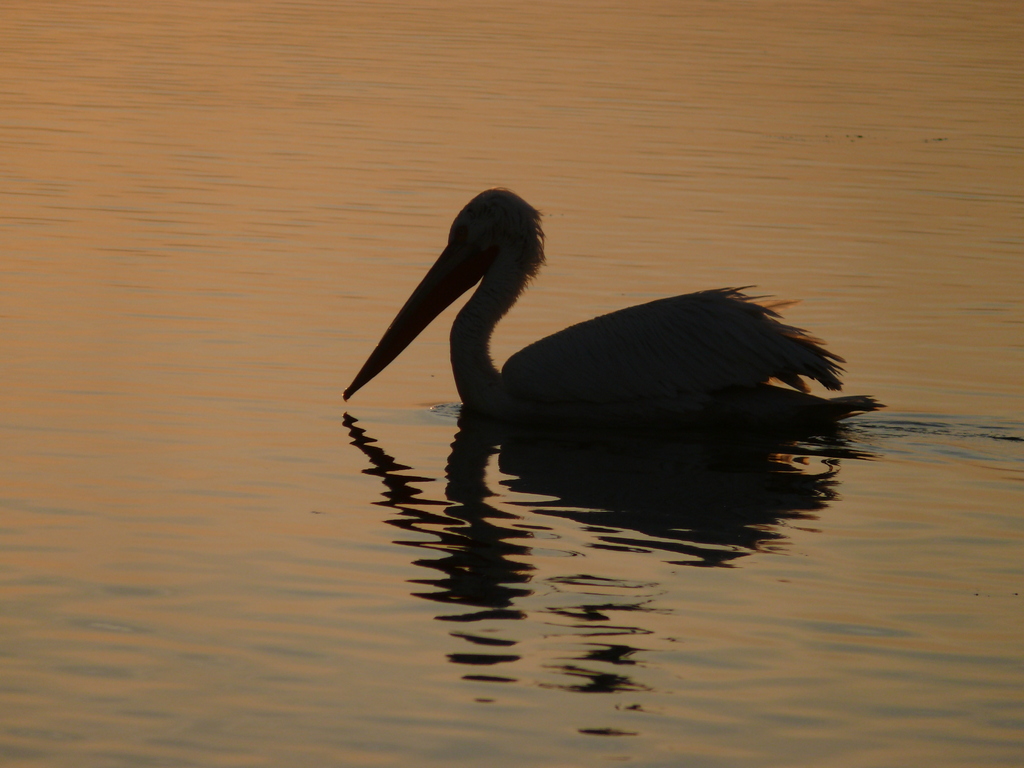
[343,412,872,693]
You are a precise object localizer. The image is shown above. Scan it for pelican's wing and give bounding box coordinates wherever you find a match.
[502,288,844,404]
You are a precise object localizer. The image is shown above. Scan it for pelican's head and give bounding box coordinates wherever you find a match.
[343,189,545,401]
[447,188,545,282]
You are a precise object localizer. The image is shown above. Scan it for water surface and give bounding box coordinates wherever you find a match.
[2,1,1022,766]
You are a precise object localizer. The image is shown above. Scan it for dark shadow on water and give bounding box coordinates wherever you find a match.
[343,411,874,692]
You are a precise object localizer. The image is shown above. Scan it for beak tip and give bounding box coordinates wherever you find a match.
[343,379,363,401]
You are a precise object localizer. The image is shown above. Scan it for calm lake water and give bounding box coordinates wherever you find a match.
[2,1,1022,766]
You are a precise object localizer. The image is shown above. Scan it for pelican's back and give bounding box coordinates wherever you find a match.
[502,289,844,406]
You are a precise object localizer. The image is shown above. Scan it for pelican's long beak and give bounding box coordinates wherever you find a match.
[343,238,499,400]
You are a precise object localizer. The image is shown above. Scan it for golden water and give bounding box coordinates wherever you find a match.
[2,1,1022,766]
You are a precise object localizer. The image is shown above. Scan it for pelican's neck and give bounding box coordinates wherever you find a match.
[449,248,530,415]
[451,300,500,397]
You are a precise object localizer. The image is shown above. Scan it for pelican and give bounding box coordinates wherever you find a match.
[344,189,881,428]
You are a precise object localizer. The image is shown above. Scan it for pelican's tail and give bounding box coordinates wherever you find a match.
[698,386,883,430]
[825,395,884,420]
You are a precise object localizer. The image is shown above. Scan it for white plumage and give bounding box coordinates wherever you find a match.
[344,189,881,428]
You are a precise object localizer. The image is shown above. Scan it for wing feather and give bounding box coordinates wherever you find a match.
[502,289,844,404]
